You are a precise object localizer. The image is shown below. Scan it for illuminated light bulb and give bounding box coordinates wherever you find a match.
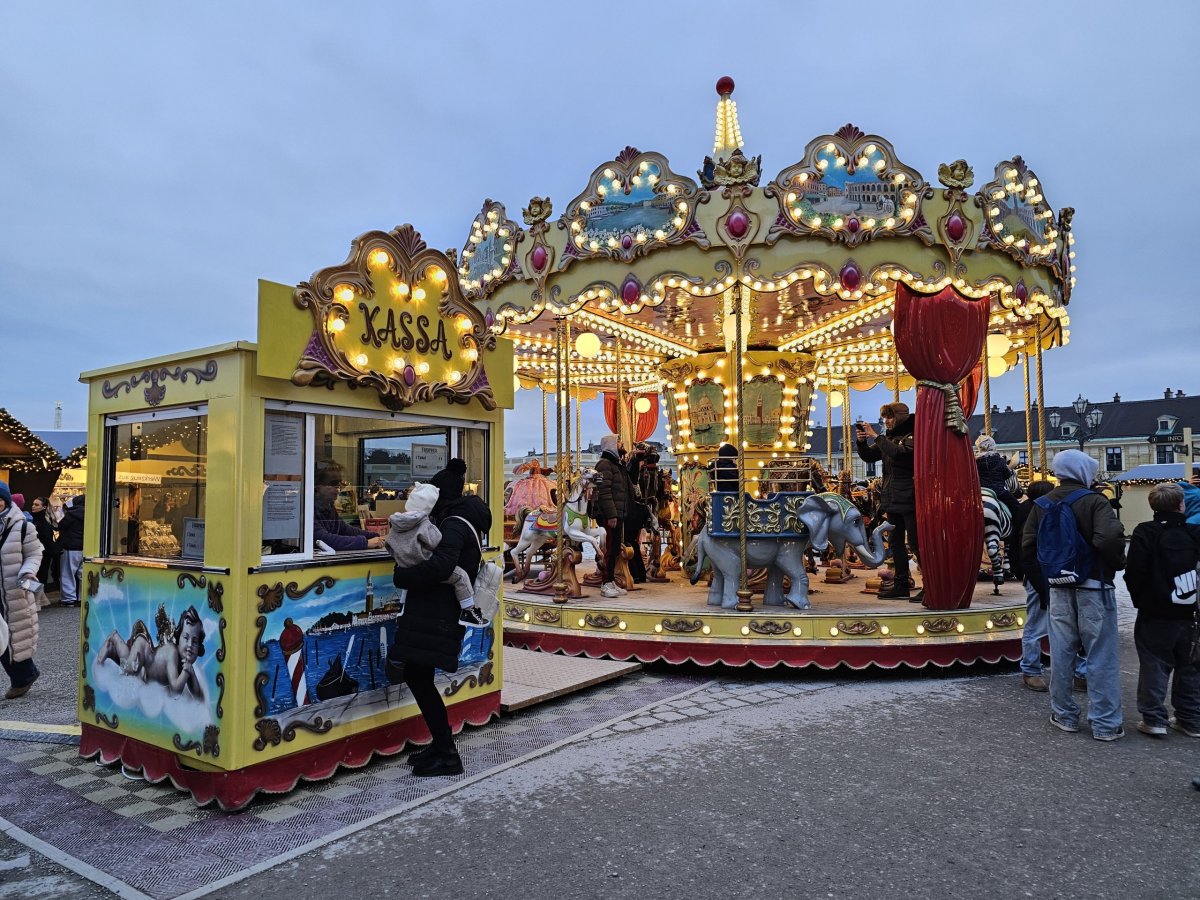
[880,625,890,635]
[916,625,926,635]
[417,361,430,375]
[328,317,345,333]
[654,624,663,633]
[354,353,369,367]
[334,285,355,304]
[368,249,391,269]
[413,286,427,301]
[701,625,711,635]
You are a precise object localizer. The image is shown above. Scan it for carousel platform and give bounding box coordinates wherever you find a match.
[501,572,1026,671]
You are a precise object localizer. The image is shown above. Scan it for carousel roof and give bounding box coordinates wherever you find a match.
[457,79,1075,395]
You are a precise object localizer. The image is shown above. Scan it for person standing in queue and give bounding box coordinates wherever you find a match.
[595,434,633,599]
[388,458,490,777]
[855,403,921,603]
[0,481,44,699]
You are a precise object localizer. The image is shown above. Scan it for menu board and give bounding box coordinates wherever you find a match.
[411,442,447,478]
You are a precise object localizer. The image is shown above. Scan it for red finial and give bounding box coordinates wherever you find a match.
[716,75,735,97]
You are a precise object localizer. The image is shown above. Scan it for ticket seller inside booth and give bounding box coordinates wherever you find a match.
[76,226,512,809]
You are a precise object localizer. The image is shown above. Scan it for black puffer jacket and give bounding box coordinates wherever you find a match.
[594,451,633,521]
[855,417,915,513]
[1125,512,1200,621]
[976,452,1014,495]
[390,495,492,671]
[707,443,739,493]
[57,497,85,552]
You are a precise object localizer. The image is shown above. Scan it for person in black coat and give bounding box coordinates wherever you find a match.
[707,443,739,493]
[855,403,919,601]
[593,434,634,598]
[30,498,57,590]
[388,459,490,777]
[57,495,86,606]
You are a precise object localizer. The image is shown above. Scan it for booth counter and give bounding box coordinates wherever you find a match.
[75,226,513,809]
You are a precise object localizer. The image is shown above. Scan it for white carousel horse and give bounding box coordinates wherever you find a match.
[980,472,1020,593]
[509,470,605,582]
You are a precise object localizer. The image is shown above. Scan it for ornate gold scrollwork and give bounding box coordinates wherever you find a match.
[661,618,703,633]
[584,613,620,629]
[991,612,1019,628]
[749,620,792,635]
[459,199,524,301]
[533,608,561,624]
[921,617,960,634]
[974,157,1060,273]
[505,604,526,620]
[252,716,333,752]
[836,620,880,636]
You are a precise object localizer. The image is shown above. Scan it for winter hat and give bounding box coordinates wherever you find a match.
[600,434,619,455]
[717,443,738,458]
[429,458,466,502]
[10,492,24,510]
[1052,449,1099,486]
[0,482,10,510]
[880,402,910,423]
[974,435,997,454]
[405,482,440,518]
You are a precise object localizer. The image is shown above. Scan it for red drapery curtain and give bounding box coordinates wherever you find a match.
[603,393,659,444]
[894,284,989,610]
[960,362,983,420]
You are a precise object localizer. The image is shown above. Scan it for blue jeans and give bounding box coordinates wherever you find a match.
[1134,616,1200,730]
[1021,580,1087,678]
[1048,586,1122,735]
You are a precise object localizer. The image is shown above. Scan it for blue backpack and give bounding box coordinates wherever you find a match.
[1035,489,1096,586]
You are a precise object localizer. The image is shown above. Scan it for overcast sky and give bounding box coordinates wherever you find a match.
[2,1,1196,454]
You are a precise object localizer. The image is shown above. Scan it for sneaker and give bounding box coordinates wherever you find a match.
[458,606,487,628]
[1050,713,1079,733]
[1169,718,1200,738]
[411,750,464,777]
[4,675,37,700]
[1022,675,1049,692]
[1137,720,1168,737]
[1093,727,1125,742]
[613,583,629,595]
[601,582,621,598]
[1072,676,1088,693]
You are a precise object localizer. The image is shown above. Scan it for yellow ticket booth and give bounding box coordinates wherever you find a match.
[76,226,512,809]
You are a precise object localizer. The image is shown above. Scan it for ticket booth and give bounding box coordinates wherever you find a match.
[76,226,512,809]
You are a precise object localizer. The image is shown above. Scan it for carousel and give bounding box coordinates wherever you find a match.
[473,78,1076,669]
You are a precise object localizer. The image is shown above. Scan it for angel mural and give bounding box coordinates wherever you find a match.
[96,604,207,700]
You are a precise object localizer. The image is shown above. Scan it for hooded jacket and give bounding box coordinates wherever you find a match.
[1,503,43,662]
[594,450,633,521]
[855,415,916,513]
[1021,450,1126,586]
[385,483,472,602]
[707,443,739,493]
[1125,511,1200,620]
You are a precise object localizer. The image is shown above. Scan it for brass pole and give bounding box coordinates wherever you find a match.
[541,389,548,468]
[842,385,852,477]
[575,386,582,470]
[733,279,752,611]
[826,384,833,475]
[564,319,572,485]
[553,318,568,603]
[1023,339,1034,481]
[892,350,901,403]
[1034,321,1048,475]
[982,347,992,437]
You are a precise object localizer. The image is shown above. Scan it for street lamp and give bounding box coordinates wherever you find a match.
[1049,394,1103,451]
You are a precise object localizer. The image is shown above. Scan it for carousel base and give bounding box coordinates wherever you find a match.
[78,693,498,812]
[502,574,1026,671]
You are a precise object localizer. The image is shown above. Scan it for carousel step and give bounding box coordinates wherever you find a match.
[500,647,641,712]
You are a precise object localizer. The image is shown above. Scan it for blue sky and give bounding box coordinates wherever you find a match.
[2,1,1196,454]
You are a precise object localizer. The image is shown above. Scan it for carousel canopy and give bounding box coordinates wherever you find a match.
[458,79,1074,399]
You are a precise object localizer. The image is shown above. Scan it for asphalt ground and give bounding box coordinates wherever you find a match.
[2,582,1198,899]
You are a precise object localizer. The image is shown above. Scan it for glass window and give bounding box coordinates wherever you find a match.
[260,404,491,562]
[1105,447,1123,472]
[104,411,207,560]
[1018,450,1028,466]
[1157,445,1174,464]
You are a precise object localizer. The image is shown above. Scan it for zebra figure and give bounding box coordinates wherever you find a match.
[980,473,1020,594]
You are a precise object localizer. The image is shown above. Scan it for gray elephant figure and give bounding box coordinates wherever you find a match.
[690,493,892,609]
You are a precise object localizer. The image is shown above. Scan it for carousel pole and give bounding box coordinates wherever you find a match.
[1034,321,1048,475]
[564,319,573,484]
[982,347,992,437]
[892,352,901,403]
[825,384,833,475]
[575,386,582,470]
[553,317,568,603]
[1023,339,1034,481]
[541,390,548,468]
[842,385,853,476]
[733,281,752,612]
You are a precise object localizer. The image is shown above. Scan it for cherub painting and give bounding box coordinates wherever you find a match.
[96,604,206,700]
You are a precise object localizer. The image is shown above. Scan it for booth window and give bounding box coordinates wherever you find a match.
[262,403,490,563]
[103,410,208,560]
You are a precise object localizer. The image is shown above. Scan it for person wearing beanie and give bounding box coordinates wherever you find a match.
[384,481,479,622]
[855,402,921,602]
[429,458,467,520]
[10,494,32,524]
[389,460,492,777]
[0,480,44,698]
[594,434,634,598]
[1022,449,1127,741]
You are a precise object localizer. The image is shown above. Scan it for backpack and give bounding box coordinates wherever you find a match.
[446,516,503,622]
[1035,489,1096,586]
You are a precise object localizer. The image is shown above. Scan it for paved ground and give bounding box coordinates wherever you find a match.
[2,581,1198,899]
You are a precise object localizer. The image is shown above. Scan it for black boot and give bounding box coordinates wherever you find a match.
[878,577,910,600]
[411,748,464,777]
[405,744,437,766]
[909,587,925,604]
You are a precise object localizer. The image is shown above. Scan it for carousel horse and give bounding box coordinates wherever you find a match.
[980,471,1020,593]
[509,470,604,583]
